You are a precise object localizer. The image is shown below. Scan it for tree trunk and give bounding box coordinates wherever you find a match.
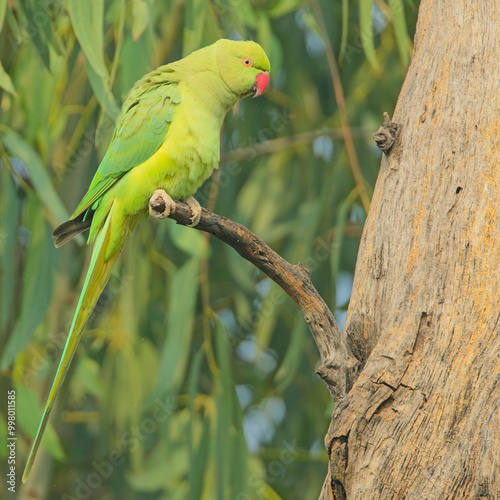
[321,1,500,498]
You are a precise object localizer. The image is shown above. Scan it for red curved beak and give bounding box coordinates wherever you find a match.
[253,72,270,98]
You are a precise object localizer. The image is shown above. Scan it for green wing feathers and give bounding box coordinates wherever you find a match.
[71,72,182,221]
[23,209,123,482]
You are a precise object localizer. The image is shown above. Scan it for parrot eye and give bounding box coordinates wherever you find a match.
[242,58,252,67]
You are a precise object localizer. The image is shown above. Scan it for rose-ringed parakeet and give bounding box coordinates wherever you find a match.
[22,39,270,482]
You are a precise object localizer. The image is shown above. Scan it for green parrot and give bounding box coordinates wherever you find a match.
[22,39,270,482]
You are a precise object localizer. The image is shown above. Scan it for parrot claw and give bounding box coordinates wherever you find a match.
[149,189,175,219]
[184,196,202,227]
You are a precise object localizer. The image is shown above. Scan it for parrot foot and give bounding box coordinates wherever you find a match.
[149,190,175,219]
[184,196,202,227]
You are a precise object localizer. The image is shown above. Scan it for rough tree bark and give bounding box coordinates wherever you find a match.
[321,0,500,498]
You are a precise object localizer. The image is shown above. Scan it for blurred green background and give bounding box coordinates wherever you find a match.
[0,0,418,498]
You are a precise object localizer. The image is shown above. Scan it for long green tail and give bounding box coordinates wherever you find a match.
[22,209,122,482]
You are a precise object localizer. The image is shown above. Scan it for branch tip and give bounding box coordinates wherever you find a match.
[373,112,399,153]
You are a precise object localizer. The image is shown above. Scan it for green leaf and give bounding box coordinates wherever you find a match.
[68,0,107,77]
[86,59,120,119]
[257,12,283,73]
[16,0,51,69]
[188,349,209,500]
[132,0,150,41]
[388,0,410,65]
[102,337,158,452]
[125,410,190,492]
[268,0,309,18]
[188,417,210,500]
[339,0,349,61]
[68,0,119,118]
[331,188,358,289]
[359,0,379,69]
[120,33,152,95]
[0,171,19,332]
[0,413,6,459]
[168,222,205,258]
[0,197,58,369]
[214,317,247,500]
[0,0,8,31]
[71,357,104,400]
[182,0,207,56]
[274,312,306,391]
[31,0,63,57]
[2,130,70,223]
[214,0,249,33]
[151,257,201,401]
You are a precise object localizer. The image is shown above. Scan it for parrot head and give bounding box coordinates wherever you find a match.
[216,39,271,99]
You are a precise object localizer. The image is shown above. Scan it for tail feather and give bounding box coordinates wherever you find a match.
[23,207,123,482]
[53,212,93,248]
